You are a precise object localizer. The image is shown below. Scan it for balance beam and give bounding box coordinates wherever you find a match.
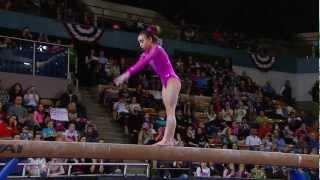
[0,140,318,169]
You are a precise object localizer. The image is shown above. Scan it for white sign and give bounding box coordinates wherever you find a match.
[50,108,69,122]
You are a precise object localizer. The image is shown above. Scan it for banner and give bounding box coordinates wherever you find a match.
[250,53,276,71]
[64,23,104,42]
[50,108,69,122]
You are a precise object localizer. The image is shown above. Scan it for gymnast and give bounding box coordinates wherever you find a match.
[114,25,181,146]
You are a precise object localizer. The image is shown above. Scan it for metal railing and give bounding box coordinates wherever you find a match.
[0,35,71,79]
[0,162,150,178]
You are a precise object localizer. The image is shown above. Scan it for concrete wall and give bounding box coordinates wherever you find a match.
[0,72,68,98]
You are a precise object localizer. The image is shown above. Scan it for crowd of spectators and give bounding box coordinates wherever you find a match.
[99,54,318,179]
[0,80,124,177]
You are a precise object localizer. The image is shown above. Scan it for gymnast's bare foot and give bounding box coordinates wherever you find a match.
[153,139,176,146]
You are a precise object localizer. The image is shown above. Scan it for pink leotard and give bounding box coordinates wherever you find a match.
[126,45,180,87]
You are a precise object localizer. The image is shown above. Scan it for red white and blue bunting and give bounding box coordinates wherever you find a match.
[64,23,104,42]
[250,53,276,71]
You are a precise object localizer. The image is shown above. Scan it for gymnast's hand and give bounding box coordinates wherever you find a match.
[113,72,129,86]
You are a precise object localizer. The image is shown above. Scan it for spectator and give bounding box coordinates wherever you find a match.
[42,121,56,141]
[279,80,292,104]
[26,157,47,177]
[59,85,78,107]
[273,131,286,152]
[20,126,33,140]
[24,86,39,110]
[0,80,9,106]
[245,128,262,148]
[128,96,142,113]
[38,33,49,42]
[234,102,247,123]
[0,102,7,121]
[85,49,99,86]
[262,81,276,97]
[8,96,28,125]
[8,83,23,103]
[221,103,233,122]
[33,104,46,129]
[250,165,266,179]
[85,124,98,142]
[223,163,235,178]
[21,27,33,40]
[235,164,250,178]
[138,122,156,145]
[195,162,210,177]
[47,158,65,177]
[309,80,319,103]
[256,110,269,125]
[0,115,18,138]
[64,123,79,142]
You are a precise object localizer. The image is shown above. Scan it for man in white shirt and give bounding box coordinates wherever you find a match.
[245,128,262,150]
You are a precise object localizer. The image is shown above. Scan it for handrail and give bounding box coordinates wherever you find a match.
[0,35,71,48]
[0,162,150,177]
[0,34,70,79]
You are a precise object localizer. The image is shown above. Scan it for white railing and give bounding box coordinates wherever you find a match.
[0,162,150,178]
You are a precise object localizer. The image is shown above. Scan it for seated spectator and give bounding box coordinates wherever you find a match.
[262,134,274,152]
[128,96,141,113]
[234,102,247,122]
[245,128,262,149]
[26,157,47,177]
[113,96,129,115]
[64,123,79,142]
[38,33,49,43]
[59,85,78,107]
[250,165,266,179]
[185,126,198,147]
[256,110,269,125]
[154,110,166,130]
[262,81,276,97]
[195,162,211,177]
[273,131,286,152]
[33,104,46,129]
[0,80,9,106]
[8,96,28,125]
[8,83,23,103]
[154,126,165,142]
[0,102,7,121]
[174,133,184,146]
[223,163,235,178]
[258,122,272,138]
[67,102,78,122]
[23,86,39,110]
[138,122,156,145]
[20,126,33,140]
[47,158,65,176]
[32,130,42,141]
[195,127,209,147]
[21,27,33,40]
[0,115,18,138]
[235,164,250,178]
[42,121,56,141]
[85,124,99,142]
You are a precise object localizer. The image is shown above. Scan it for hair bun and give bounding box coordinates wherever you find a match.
[146,25,161,36]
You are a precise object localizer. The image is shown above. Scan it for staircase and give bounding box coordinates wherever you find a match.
[79,87,148,175]
[79,87,129,144]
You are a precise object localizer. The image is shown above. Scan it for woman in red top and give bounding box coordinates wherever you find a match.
[0,115,18,138]
[0,102,7,121]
